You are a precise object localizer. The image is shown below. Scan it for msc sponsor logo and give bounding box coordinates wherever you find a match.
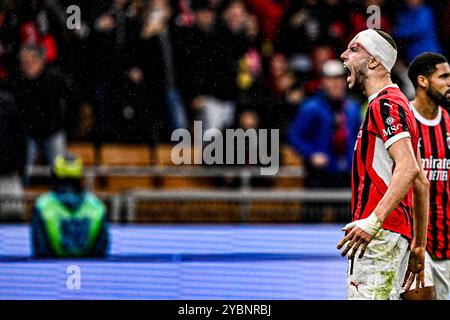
[382,124,402,137]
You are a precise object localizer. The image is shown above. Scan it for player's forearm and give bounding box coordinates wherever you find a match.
[372,163,420,223]
[412,174,429,248]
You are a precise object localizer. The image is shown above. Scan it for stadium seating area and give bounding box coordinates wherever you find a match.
[65,142,303,191]
[24,143,306,223]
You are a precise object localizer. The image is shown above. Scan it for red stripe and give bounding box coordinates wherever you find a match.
[421,124,439,257]
[354,147,366,219]
[421,125,432,165]
[368,100,383,137]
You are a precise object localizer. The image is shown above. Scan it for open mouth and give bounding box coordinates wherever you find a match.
[343,64,352,83]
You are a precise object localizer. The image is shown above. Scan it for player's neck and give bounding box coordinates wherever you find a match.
[363,74,393,98]
[412,91,440,120]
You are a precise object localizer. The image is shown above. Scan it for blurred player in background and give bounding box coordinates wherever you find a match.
[337,29,429,300]
[31,154,109,257]
[403,53,450,300]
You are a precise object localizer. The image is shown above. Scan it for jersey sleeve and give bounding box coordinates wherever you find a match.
[369,97,412,149]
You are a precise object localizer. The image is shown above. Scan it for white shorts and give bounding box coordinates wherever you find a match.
[347,229,410,300]
[409,251,450,300]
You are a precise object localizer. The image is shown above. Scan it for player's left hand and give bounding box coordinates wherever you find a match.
[337,225,373,259]
[402,246,425,293]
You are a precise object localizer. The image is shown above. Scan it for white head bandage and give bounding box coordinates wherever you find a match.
[353,29,397,72]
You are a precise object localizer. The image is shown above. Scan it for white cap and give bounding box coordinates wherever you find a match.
[322,59,346,77]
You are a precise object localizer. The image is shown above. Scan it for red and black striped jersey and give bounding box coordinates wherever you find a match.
[351,85,419,240]
[413,106,450,260]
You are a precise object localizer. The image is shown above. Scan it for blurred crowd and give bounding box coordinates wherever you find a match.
[0,0,449,189]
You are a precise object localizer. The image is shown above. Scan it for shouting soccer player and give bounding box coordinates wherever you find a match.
[403,53,450,300]
[337,29,429,300]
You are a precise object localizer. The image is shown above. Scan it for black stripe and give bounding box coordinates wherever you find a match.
[400,204,414,237]
[440,119,449,259]
[408,207,414,237]
[377,91,389,98]
[397,104,409,133]
[399,202,411,227]
[352,111,370,217]
[378,99,392,135]
[417,123,425,159]
[416,123,426,239]
[352,113,370,216]
[369,105,377,131]
[358,110,372,220]
[429,127,440,255]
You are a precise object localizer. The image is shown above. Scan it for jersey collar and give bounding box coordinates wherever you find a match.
[411,103,442,126]
[368,84,399,104]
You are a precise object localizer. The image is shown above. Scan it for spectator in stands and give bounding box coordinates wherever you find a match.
[88,0,139,145]
[11,1,91,141]
[114,0,169,145]
[178,0,218,108]
[243,0,290,42]
[302,44,336,95]
[172,0,196,28]
[318,0,352,54]
[213,107,272,188]
[287,59,361,188]
[50,0,92,138]
[0,89,25,218]
[134,0,187,145]
[0,0,19,85]
[12,44,68,170]
[186,0,250,135]
[262,52,304,140]
[31,154,109,257]
[394,0,443,63]
[276,0,324,77]
[16,0,61,65]
[236,108,273,187]
[235,12,268,128]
